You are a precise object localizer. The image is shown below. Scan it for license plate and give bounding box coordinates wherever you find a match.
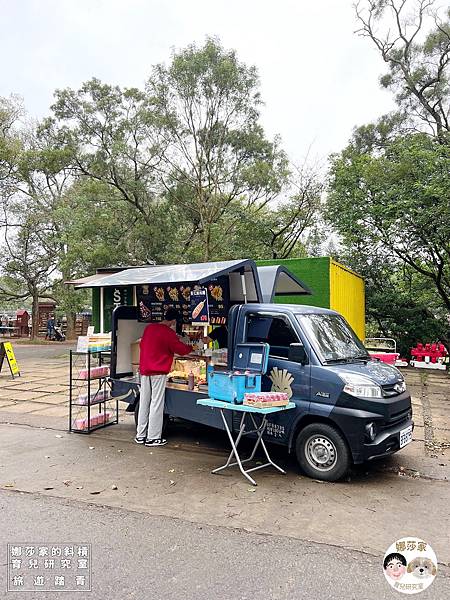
[399,425,413,448]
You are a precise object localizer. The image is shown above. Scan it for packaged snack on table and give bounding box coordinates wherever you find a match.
[243,391,289,408]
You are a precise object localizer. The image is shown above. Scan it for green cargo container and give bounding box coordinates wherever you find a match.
[257,257,365,340]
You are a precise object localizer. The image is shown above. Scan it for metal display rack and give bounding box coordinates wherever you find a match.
[69,350,118,434]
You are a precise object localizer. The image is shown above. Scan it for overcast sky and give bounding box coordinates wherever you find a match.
[0,0,395,162]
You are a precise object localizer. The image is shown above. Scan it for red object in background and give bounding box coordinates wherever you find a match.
[410,342,448,363]
[15,309,29,337]
[368,352,399,365]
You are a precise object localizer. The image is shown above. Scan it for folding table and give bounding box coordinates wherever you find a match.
[197,398,295,485]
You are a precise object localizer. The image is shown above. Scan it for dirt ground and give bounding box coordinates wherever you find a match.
[0,343,449,571]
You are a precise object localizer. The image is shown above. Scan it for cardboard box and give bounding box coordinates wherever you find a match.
[131,339,141,365]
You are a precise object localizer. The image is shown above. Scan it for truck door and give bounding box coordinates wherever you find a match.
[242,311,311,445]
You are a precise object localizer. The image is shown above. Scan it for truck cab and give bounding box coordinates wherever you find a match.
[228,303,413,480]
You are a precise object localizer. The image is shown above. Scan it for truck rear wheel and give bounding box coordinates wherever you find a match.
[134,400,169,435]
[295,423,350,482]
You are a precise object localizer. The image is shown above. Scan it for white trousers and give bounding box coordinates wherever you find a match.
[136,374,167,440]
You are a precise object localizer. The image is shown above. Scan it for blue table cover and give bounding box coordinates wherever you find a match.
[197,398,295,414]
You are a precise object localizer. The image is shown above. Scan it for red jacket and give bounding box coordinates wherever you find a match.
[139,323,192,376]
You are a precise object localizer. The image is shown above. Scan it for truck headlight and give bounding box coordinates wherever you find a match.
[340,373,382,399]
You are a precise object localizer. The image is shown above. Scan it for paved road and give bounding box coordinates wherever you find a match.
[2,421,449,564]
[1,490,447,600]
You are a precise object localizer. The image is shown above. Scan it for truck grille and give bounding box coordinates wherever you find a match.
[382,407,411,429]
[382,383,402,397]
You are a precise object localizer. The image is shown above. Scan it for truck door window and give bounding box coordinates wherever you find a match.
[246,314,299,358]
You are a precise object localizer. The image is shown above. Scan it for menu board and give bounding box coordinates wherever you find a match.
[137,283,194,323]
[190,288,209,325]
[206,277,230,325]
[137,277,230,325]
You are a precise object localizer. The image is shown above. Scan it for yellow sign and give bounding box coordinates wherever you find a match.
[0,341,20,377]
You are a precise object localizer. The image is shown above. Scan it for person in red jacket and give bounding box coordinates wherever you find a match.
[136,308,192,447]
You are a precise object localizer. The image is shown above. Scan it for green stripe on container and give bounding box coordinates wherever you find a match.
[256,257,331,308]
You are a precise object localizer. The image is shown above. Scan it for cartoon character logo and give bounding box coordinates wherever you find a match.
[269,367,293,399]
[384,553,407,581]
[383,537,437,594]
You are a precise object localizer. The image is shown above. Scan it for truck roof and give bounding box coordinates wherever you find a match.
[248,303,338,316]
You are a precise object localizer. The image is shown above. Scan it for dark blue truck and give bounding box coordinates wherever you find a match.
[110,302,413,482]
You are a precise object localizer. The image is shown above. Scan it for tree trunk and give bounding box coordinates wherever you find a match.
[203,227,211,261]
[31,292,39,340]
[66,312,77,340]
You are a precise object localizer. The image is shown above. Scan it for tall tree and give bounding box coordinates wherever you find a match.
[324,1,450,349]
[48,41,291,263]
[1,109,77,337]
[150,38,289,260]
[48,80,173,263]
[355,0,450,139]
[0,95,22,186]
[0,203,58,338]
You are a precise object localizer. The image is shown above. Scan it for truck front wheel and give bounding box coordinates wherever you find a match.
[295,423,351,482]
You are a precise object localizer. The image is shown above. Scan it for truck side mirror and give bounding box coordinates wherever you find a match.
[288,343,308,365]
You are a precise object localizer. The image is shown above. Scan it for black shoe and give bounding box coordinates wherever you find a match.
[134,436,145,444]
[144,438,167,447]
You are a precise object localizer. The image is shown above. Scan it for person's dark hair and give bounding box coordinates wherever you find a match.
[164,308,180,322]
[384,553,407,569]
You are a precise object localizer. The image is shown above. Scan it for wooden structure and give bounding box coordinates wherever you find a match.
[38,299,57,337]
[15,309,29,337]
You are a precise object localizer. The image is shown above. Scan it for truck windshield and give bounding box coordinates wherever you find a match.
[296,313,369,363]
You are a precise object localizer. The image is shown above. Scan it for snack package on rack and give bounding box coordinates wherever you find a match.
[72,411,111,431]
[77,333,112,353]
[78,365,110,380]
[77,388,110,405]
[243,391,289,408]
[88,333,112,352]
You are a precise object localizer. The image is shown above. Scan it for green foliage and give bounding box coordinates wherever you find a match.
[334,248,449,354]
[328,133,450,307]
[49,78,167,245]
[328,131,450,345]
[149,38,290,259]
[43,39,314,265]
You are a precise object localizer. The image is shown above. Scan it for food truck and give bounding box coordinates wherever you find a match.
[77,259,413,482]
